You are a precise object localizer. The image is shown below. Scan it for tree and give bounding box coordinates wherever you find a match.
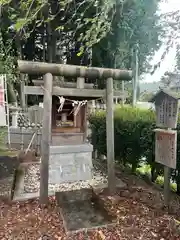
[92,0,163,90]
[139,91,154,102]
[160,48,180,88]
[0,0,164,95]
[0,0,163,68]
[0,0,116,62]
[93,0,162,71]
[0,0,119,103]
[160,71,180,88]
[152,8,180,74]
[0,29,18,103]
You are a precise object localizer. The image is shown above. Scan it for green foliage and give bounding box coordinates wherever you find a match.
[0,0,115,54]
[152,8,180,74]
[89,106,180,194]
[1,0,163,74]
[0,0,164,100]
[160,70,180,93]
[139,91,154,102]
[0,32,14,75]
[92,0,162,73]
[89,106,155,166]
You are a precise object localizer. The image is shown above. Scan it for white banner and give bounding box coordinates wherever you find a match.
[0,75,7,126]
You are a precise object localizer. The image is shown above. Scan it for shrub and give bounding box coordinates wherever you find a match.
[89,106,172,187]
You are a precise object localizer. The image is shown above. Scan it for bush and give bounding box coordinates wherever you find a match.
[89,106,180,193]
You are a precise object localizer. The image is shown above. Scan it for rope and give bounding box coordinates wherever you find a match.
[40,85,104,116]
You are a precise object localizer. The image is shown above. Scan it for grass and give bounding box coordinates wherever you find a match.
[0,127,18,157]
[136,163,177,192]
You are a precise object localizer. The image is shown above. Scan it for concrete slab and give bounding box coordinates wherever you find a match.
[12,166,55,201]
[13,191,55,202]
[56,188,116,234]
[13,166,25,200]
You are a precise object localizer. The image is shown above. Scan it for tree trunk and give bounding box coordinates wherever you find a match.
[7,83,17,104]
[132,162,137,173]
[47,22,52,63]
[151,162,157,182]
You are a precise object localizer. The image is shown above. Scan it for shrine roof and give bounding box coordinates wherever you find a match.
[149,89,180,103]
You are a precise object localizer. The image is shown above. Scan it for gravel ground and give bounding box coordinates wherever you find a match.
[24,163,108,193]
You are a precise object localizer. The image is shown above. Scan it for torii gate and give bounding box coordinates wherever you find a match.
[17,60,132,204]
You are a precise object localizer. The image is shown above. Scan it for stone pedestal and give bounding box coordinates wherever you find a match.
[49,144,93,184]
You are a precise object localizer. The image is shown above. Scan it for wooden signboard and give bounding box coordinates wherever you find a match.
[155,129,177,169]
[155,97,178,129]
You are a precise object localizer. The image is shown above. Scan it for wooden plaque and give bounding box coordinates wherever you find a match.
[155,97,178,129]
[155,129,177,169]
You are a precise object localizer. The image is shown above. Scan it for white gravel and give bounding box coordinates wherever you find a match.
[24,163,108,193]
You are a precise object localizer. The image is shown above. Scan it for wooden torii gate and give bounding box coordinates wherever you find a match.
[18,60,132,204]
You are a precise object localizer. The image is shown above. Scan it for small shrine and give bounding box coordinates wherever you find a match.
[150,89,179,169]
[14,61,131,188]
[150,89,180,129]
[150,88,179,205]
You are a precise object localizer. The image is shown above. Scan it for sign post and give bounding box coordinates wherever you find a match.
[150,90,179,206]
[154,129,177,205]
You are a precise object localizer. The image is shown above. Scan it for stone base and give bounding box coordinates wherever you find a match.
[49,144,93,184]
[56,188,116,234]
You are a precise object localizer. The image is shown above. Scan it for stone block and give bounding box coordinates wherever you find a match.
[49,144,93,184]
[56,188,116,234]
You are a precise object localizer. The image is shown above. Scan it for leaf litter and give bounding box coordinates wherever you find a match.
[0,191,180,239]
[1,162,180,239]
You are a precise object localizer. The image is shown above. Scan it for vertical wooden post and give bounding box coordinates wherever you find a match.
[164,166,170,206]
[122,81,125,105]
[77,77,85,89]
[11,110,18,128]
[132,43,139,106]
[20,76,26,111]
[20,126,24,150]
[163,127,171,207]
[106,77,116,194]
[34,108,38,152]
[83,104,88,142]
[92,100,96,113]
[40,73,53,205]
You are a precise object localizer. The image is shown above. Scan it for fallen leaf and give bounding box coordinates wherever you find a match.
[97,230,105,240]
